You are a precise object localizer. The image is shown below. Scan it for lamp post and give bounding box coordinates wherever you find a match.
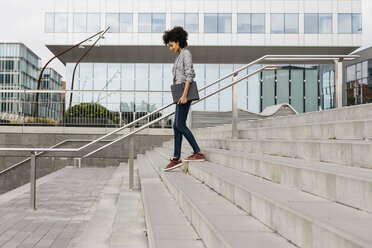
[69,27,110,109]
[33,27,109,117]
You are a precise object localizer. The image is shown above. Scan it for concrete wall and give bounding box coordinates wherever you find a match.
[0,126,173,194]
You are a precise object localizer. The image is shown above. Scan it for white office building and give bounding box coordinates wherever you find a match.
[44,0,362,114]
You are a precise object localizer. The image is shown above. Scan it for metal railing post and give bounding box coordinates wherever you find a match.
[30,151,36,210]
[232,73,239,139]
[129,125,134,190]
[334,58,344,108]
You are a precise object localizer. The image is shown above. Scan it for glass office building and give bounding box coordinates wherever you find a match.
[45,0,362,114]
[344,46,372,106]
[0,42,63,121]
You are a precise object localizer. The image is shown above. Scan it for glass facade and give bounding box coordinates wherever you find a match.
[305,14,332,34]
[45,12,68,33]
[346,60,372,105]
[271,14,299,34]
[138,13,166,33]
[0,43,63,120]
[66,62,333,114]
[237,13,265,33]
[172,13,199,33]
[45,12,361,35]
[338,13,362,34]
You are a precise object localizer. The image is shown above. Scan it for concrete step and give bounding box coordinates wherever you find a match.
[144,149,296,248]
[193,119,372,141]
[136,154,205,248]
[76,163,148,248]
[158,144,372,214]
[155,148,372,248]
[237,103,372,129]
[191,103,372,135]
[108,160,148,248]
[178,138,372,169]
[76,163,126,248]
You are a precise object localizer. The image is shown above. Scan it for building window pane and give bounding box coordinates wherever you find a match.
[74,13,87,32]
[237,13,251,33]
[338,13,352,34]
[319,14,332,34]
[106,13,119,32]
[271,14,284,34]
[87,13,100,32]
[172,13,184,28]
[285,14,298,34]
[352,13,362,34]
[120,13,132,32]
[54,13,68,32]
[218,14,232,33]
[152,13,165,33]
[305,14,318,33]
[139,13,151,32]
[45,13,54,33]
[347,65,356,81]
[252,14,265,33]
[185,13,198,33]
[362,61,368,78]
[204,14,217,33]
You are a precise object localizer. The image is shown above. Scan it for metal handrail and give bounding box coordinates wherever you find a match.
[0,53,360,153]
[82,65,279,158]
[0,138,115,175]
[0,54,359,210]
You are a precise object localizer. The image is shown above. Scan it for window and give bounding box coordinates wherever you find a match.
[305,14,318,33]
[284,14,298,33]
[237,14,251,33]
[73,13,87,32]
[73,13,100,33]
[204,13,231,33]
[45,13,68,33]
[204,14,217,33]
[271,14,298,34]
[87,13,100,32]
[319,14,332,33]
[305,14,332,34]
[171,13,199,33]
[338,13,362,34]
[138,13,165,33]
[106,13,133,33]
[120,14,133,32]
[271,14,284,34]
[252,14,265,33]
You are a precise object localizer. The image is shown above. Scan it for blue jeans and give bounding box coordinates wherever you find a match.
[173,100,201,159]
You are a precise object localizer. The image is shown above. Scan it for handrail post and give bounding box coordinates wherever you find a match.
[30,151,37,210]
[129,125,134,190]
[232,73,239,139]
[334,58,344,108]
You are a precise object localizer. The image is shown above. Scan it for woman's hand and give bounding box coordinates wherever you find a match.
[178,95,187,104]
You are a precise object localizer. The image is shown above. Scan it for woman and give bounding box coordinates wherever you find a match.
[162,26,205,171]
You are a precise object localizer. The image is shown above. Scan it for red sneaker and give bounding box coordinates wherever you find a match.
[164,159,183,171]
[184,152,206,162]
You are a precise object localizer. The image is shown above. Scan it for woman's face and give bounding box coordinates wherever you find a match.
[168,41,180,54]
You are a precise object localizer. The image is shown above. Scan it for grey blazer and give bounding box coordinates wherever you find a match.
[172,47,196,85]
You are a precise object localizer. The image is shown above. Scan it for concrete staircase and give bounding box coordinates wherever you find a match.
[137,103,372,248]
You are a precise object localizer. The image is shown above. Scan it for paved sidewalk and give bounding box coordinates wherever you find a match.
[0,166,115,248]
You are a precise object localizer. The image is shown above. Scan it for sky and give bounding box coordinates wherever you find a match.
[0,0,371,81]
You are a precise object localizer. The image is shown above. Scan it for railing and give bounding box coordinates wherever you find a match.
[0,54,359,210]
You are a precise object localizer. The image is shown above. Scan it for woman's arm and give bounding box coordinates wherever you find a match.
[178,49,195,104]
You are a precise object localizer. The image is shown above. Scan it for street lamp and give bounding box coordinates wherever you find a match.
[33,27,110,117]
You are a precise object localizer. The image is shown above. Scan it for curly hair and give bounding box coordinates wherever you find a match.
[162,26,188,48]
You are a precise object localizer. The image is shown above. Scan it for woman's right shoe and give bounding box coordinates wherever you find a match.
[164,159,183,171]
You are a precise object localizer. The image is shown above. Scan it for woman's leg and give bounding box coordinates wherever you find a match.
[173,103,182,159]
[174,101,201,153]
